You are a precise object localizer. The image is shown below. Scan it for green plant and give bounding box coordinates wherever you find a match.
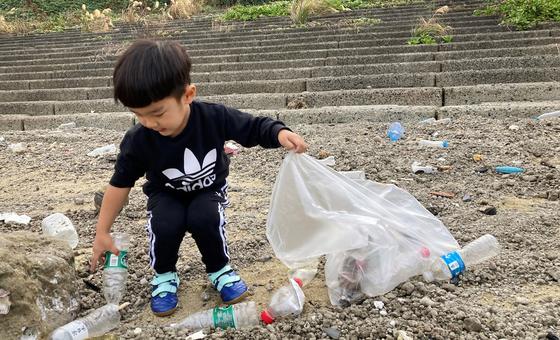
[221,1,290,21]
[475,0,560,30]
[408,5,453,45]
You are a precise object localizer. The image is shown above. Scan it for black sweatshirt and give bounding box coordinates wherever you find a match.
[110,100,288,197]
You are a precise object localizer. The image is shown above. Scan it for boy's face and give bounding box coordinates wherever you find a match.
[129,85,196,138]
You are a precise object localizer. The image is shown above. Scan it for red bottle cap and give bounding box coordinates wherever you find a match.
[293,277,303,287]
[260,310,275,324]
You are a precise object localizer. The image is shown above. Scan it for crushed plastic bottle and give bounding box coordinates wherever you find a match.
[170,301,258,331]
[411,161,437,174]
[41,213,79,249]
[419,117,451,125]
[536,110,560,120]
[103,232,130,304]
[495,166,524,174]
[387,122,404,142]
[260,278,305,324]
[423,234,500,282]
[50,304,120,340]
[87,144,117,157]
[418,139,449,148]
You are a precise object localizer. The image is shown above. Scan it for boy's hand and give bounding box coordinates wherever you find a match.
[90,232,119,272]
[278,129,307,153]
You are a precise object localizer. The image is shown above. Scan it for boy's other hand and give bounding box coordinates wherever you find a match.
[90,232,119,272]
[278,129,308,153]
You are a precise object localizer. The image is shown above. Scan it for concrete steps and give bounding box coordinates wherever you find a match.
[0,0,559,131]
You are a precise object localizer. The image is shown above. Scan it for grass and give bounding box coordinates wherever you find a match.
[407,5,453,45]
[291,0,339,25]
[473,0,560,30]
[221,1,290,21]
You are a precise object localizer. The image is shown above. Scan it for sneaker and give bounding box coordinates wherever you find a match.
[208,264,248,304]
[150,271,179,317]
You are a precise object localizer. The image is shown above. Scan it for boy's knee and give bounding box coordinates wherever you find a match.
[187,209,222,234]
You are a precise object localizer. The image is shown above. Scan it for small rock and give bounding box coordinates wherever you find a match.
[257,255,272,262]
[479,206,497,215]
[140,278,148,285]
[74,197,85,205]
[323,327,340,339]
[201,291,210,302]
[420,296,435,307]
[401,282,415,295]
[462,194,472,202]
[442,283,457,292]
[547,332,560,340]
[548,191,560,201]
[541,159,556,168]
[522,175,537,182]
[396,330,413,340]
[379,310,388,316]
[373,300,384,310]
[133,328,142,335]
[515,296,530,305]
[317,150,330,159]
[463,317,482,332]
[508,124,520,131]
[547,270,559,282]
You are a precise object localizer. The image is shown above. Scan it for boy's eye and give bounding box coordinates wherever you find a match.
[155,112,165,117]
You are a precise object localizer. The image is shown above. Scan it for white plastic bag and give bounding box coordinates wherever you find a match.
[266,153,459,305]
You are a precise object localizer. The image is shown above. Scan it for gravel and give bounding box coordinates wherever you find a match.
[0,116,559,339]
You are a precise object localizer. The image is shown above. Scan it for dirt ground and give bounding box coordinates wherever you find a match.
[0,115,559,339]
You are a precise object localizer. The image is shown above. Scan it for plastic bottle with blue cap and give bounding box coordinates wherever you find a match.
[495,166,524,174]
[422,234,500,282]
[387,122,404,142]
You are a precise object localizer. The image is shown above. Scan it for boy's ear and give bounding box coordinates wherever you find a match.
[183,84,196,104]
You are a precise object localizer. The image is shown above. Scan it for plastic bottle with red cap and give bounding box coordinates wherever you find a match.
[260,278,305,324]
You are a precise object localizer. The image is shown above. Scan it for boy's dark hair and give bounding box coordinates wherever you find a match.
[113,40,192,108]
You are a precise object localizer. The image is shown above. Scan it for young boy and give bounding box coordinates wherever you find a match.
[89,40,307,316]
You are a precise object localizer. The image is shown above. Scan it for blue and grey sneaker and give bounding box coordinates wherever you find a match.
[208,264,248,304]
[150,271,180,316]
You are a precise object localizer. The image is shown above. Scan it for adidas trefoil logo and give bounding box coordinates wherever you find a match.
[163,148,217,192]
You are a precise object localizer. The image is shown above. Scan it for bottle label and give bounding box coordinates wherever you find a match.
[441,251,465,278]
[104,250,128,269]
[212,305,237,329]
[59,320,88,340]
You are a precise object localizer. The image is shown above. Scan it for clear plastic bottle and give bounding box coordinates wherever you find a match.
[41,213,79,249]
[50,304,120,340]
[387,122,404,142]
[423,234,500,282]
[260,278,305,324]
[536,110,560,120]
[103,232,130,304]
[170,301,258,331]
[418,139,449,148]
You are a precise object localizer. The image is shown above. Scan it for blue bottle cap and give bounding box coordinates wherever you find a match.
[442,140,449,148]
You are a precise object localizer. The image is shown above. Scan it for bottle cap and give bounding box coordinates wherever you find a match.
[293,277,303,287]
[260,310,275,324]
[442,140,449,148]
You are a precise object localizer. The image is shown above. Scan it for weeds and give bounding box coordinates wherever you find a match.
[474,0,560,30]
[291,0,339,25]
[169,0,203,19]
[81,5,113,32]
[221,1,290,21]
[407,5,453,45]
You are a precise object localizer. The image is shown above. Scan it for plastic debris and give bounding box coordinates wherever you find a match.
[41,213,79,249]
[387,122,404,142]
[87,144,117,157]
[0,289,11,315]
[412,161,437,174]
[495,166,524,174]
[419,117,451,125]
[186,330,206,340]
[224,142,240,155]
[418,140,449,148]
[58,122,77,129]
[536,110,560,120]
[8,142,26,153]
[260,278,305,324]
[429,191,455,198]
[472,154,483,162]
[462,194,472,202]
[0,212,31,225]
[508,124,520,131]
